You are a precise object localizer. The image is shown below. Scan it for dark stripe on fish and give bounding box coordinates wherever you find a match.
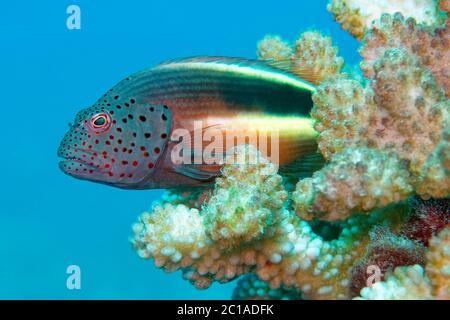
[114,57,315,116]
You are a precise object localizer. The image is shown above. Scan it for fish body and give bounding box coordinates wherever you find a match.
[58,57,321,189]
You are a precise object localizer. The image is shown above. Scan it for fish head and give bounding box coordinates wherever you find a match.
[58,98,172,189]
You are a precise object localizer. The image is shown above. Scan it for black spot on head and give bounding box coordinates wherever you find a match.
[114,95,119,100]
[162,114,167,121]
[144,133,151,138]
[130,99,135,104]
[139,116,147,122]
[163,105,168,109]
[128,114,133,119]
[149,107,154,112]
[122,118,127,123]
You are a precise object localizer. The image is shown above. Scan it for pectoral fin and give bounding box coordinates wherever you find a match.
[173,164,223,181]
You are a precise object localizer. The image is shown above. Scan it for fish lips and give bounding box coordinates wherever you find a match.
[58,156,100,178]
[58,157,142,189]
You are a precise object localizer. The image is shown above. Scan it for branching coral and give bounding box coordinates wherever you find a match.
[328,0,446,40]
[293,22,449,220]
[293,148,413,221]
[158,188,213,209]
[133,146,287,289]
[256,35,293,62]
[132,146,446,299]
[257,31,345,84]
[426,227,450,298]
[291,32,345,84]
[132,0,449,300]
[355,265,434,299]
[416,126,450,197]
[133,146,415,299]
[312,49,447,168]
[360,13,450,96]
[308,79,372,160]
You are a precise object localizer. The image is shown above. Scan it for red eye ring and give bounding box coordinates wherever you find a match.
[90,113,111,132]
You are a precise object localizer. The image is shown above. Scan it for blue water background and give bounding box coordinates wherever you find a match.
[0,0,359,299]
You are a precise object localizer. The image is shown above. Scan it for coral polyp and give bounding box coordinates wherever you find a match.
[132,0,449,300]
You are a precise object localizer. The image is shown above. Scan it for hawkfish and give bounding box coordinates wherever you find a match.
[57,57,324,189]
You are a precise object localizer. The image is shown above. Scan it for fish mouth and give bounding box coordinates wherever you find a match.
[58,156,100,176]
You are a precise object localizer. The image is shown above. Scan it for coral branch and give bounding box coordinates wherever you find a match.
[257,31,345,84]
[426,227,450,298]
[293,148,413,221]
[310,79,374,160]
[360,13,450,97]
[328,0,446,40]
[294,47,448,220]
[356,265,434,299]
[257,35,293,61]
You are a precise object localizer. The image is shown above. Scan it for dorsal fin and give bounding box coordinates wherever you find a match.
[156,56,280,69]
[263,59,323,85]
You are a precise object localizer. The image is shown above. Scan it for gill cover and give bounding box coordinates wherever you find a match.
[140,103,172,174]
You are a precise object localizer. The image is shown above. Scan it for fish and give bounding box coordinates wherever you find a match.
[57,56,324,189]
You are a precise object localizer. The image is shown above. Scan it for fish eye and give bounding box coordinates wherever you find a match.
[90,113,111,132]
